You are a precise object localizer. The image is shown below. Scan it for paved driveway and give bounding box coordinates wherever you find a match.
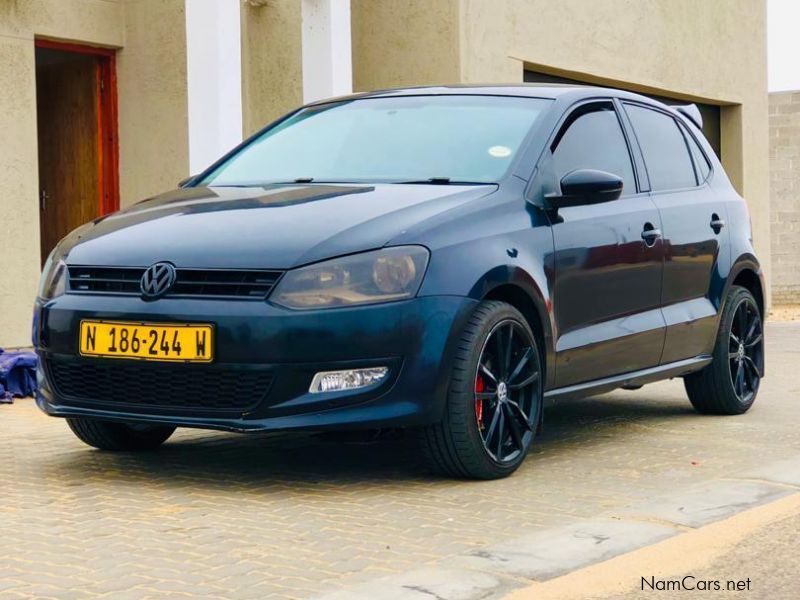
[2,322,799,599]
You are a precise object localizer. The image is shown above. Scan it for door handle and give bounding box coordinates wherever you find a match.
[641,224,662,246]
[710,213,725,234]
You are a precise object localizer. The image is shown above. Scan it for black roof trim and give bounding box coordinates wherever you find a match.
[305,84,680,111]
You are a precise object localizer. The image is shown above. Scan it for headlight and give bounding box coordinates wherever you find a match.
[38,249,67,300]
[272,246,429,310]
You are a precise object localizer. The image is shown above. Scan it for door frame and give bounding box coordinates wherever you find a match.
[35,38,120,216]
[539,98,667,387]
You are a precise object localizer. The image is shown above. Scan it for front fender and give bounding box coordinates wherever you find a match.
[469,266,556,390]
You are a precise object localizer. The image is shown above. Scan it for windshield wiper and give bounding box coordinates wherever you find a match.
[399,177,489,185]
[215,177,490,187]
[213,178,321,186]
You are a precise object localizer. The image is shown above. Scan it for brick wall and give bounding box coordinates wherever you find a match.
[769,91,800,304]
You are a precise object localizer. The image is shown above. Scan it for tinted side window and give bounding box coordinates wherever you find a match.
[625,104,696,191]
[682,125,711,183]
[552,104,636,195]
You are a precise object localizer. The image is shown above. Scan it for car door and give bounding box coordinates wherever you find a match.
[546,101,666,388]
[622,102,730,364]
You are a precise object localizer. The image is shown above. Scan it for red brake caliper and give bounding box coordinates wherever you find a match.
[475,374,485,427]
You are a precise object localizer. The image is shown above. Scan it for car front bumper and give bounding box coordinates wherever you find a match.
[34,294,477,432]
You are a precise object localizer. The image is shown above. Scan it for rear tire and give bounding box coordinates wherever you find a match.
[66,418,175,451]
[684,286,764,415]
[417,301,543,480]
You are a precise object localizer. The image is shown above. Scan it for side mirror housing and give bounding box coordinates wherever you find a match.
[547,169,623,208]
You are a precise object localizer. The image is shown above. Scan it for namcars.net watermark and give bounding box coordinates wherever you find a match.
[642,576,752,592]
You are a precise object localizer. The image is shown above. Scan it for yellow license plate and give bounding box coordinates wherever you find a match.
[79,320,214,362]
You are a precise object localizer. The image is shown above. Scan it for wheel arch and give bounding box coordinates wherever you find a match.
[727,255,766,319]
[473,270,555,390]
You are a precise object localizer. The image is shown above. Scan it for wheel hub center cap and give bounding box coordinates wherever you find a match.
[497,381,508,403]
[737,344,745,360]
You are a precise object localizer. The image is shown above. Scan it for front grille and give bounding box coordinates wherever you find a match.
[47,358,274,414]
[69,266,144,295]
[68,266,284,299]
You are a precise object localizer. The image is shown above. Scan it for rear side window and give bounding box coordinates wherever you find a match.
[552,103,636,196]
[625,104,697,191]
[682,125,712,183]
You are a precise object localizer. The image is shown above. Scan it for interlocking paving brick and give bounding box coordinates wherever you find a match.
[1,323,799,598]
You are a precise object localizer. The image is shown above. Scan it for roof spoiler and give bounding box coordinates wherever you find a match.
[675,104,703,130]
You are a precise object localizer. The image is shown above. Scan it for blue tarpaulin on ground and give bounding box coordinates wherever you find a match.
[0,349,37,403]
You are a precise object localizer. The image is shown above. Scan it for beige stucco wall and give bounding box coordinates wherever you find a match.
[240,0,303,136]
[117,0,189,205]
[0,32,42,349]
[245,0,463,131]
[0,0,188,347]
[351,0,461,90]
[352,0,771,302]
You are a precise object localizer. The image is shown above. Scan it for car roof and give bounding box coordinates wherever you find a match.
[309,83,667,106]
[306,84,704,132]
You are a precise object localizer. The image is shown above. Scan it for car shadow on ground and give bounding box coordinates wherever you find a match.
[40,391,700,490]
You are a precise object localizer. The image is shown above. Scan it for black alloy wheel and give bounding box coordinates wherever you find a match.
[474,319,541,464]
[685,286,764,415]
[418,301,543,479]
[727,296,764,403]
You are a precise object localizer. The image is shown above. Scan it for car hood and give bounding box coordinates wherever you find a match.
[62,183,497,269]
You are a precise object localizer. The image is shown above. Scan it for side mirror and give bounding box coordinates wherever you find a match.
[548,169,623,208]
[178,175,197,188]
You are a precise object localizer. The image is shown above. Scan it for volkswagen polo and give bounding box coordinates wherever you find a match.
[34,85,765,479]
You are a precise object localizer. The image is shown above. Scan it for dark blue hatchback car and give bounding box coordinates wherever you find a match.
[34,85,765,479]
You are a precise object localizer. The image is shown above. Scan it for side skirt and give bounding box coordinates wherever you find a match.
[544,355,712,402]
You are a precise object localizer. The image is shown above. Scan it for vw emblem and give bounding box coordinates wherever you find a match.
[140,262,177,299]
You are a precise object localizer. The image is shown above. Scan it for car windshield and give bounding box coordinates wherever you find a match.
[200,95,552,186]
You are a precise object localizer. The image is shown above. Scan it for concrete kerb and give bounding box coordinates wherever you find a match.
[315,455,800,600]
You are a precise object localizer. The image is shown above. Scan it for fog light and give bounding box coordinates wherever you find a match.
[309,367,389,393]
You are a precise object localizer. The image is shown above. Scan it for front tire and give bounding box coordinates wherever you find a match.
[418,301,543,479]
[684,286,764,415]
[67,418,176,451]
